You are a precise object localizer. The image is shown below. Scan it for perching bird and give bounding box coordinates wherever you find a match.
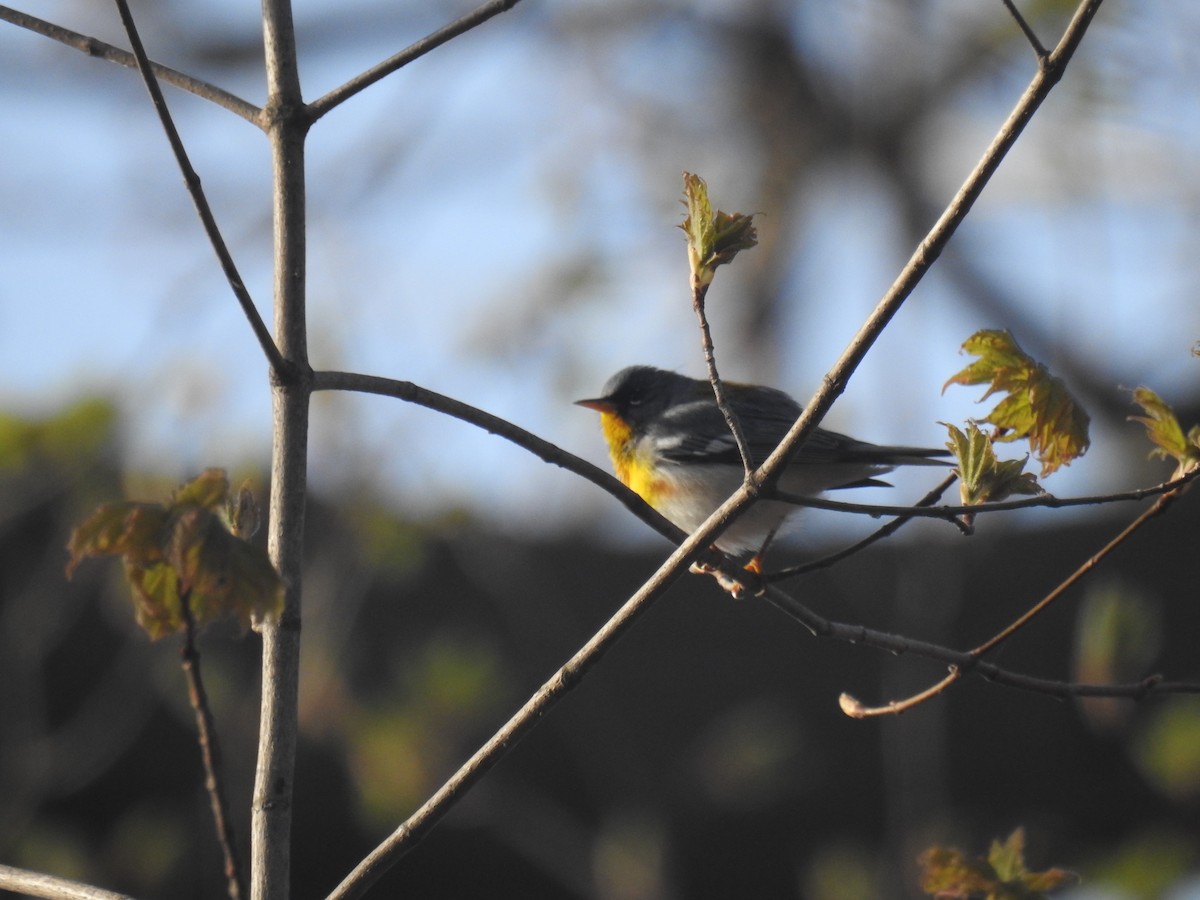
[576,365,948,570]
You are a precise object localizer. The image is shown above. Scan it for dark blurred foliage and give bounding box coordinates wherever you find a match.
[3,400,1200,900]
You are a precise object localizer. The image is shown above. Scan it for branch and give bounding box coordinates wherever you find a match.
[253,0,310,897]
[749,571,1200,708]
[109,0,291,380]
[178,591,244,900]
[0,865,137,900]
[772,466,1199,519]
[325,522,710,900]
[833,482,1191,716]
[312,369,685,546]
[743,0,1104,513]
[326,0,1108,889]
[306,0,524,122]
[0,5,262,124]
[767,472,960,582]
[689,267,754,475]
[1002,0,1049,59]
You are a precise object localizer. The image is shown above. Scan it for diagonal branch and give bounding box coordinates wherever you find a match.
[743,0,1104,516]
[1001,0,1049,59]
[306,0,524,123]
[325,515,708,900]
[841,480,1191,716]
[0,5,262,124]
[110,0,292,380]
[0,865,138,900]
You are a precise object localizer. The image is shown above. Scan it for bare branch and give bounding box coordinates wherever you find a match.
[312,369,685,546]
[178,591,245,900]
[0,5,262,124]
[767,472,960,582]
[745,0,1104,511]
[1001,0,1049,59]
[0,865,137,900]
[693,278,755,476]
[325,518,708,900]
[253,0,310,897]
[971,483,1185,658]
[772,467,1198,519]
[823,481,1190,717]
[306,0,524,123]
[753,573,1200,706]
[109,0,292,380]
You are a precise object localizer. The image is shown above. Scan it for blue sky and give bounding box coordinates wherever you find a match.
[2,0,1198,547]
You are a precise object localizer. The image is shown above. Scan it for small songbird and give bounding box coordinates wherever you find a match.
[576,365,948,570]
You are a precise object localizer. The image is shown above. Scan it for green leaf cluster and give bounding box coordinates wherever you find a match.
[944,330,1090,476]
[945,421,1042,507]
[1128,386,1200,479]
[679,172,757,288]
[66,468,282,639]
[918,828,1078,899]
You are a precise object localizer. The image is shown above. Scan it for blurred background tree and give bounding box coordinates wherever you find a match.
[2,0,1200,898]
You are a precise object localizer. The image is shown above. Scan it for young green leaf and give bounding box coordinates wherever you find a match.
[66,469,282,639]
[919,828,1078,899]
[944,330,1090,476]
[1128,386,1200,478]
[679,172,757,288]
[945,422,1042,507]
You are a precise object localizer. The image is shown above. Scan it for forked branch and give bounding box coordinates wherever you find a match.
[306,0,524,121]
[110,0,291,379]
[840,480,1193,717]
[0,5,261,124]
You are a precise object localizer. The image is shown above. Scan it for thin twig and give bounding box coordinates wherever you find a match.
[691,280,755,475]
[1001,0,1049,59]
[839,482,1189,717]
[110,0,292,381]
[750,572,1200,707]
[0,865,137,900]
[973,486,1184,657]
[306,0,524,122]
[772,467,1198,519]
[767,472,960,582]
[0,5,262,124]
[178,591,245,900]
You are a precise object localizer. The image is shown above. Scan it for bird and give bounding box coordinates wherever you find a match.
[576,365,949,573]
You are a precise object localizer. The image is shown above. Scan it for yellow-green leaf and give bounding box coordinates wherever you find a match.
[170,467,230,512]
[1128,386,1200,478]
[918,845,996,896]
[679,172,757,288]
[987,829,1026,882]
[945,422,1042,506]
[944,330,1090,476]
[919,828,1078,899]
[125,560,183,640]
[67,470,281,639]
[67,502,169,575]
